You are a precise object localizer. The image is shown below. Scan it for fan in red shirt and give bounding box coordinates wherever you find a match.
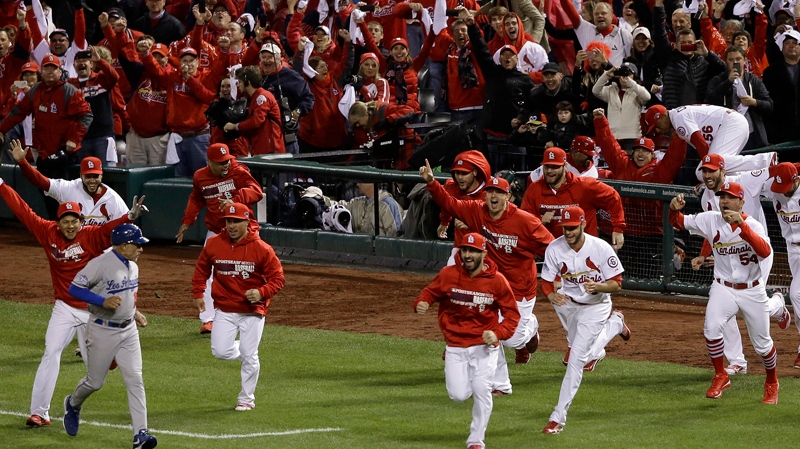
[421,158,554,396]
[0,9,30,122]
[178,143,264,334]
[191,202,285,412]
[223,65,285,155]
[414,232,518,449]
[0,177,143,428]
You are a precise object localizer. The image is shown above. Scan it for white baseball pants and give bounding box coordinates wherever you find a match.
[444,344,499,449]
[211,310,265,406]
[200,230,219,323]
[705,282,773,356]
[492,296,537,393]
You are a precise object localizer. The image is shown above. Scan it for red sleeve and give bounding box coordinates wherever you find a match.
[0,89,31,133]
[18,158,51,191]
[700,239,712,257]
[236,95,271,132]
[141,51,170,82]
[190,22,206,52]
[359,21,386,74]
[185,74,217,104]
[413,272,445,311]
[15,22,30,54]
[26,8,43,46]
[690,131,709,156]
[182,176,206,226]
[74,7,86,49]
[257,245,285,300]
[559,0,581,26]
[652,134,687,183]
[286,12,304,53]
[426,30,449,63]
[589,179,626,232]
[753,11,767,60]
[65,90,93,144]
[85,214,132,252]
[735,221,771,257]
[540,279,555,297]
[0,183,52,247]
[607,274,623,286]
[101,24,119,53]
[520,183,539,216]
[242,39,261,66]
[531,219,555,257]
[413,31,436,72]
[94,58,119,90]
[427,180,481,226]
[594,116,633,175]
[392,2,415,19]
[231,168,264,205]
[699,17,726,56]
[669,209,685,230]
[191,245,213,298]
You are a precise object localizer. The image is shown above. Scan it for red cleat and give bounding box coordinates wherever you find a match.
[562,348,570,366]
[515,346,531,364]
[26,415,51,427]
[706,374,731,399]
[526,332,540,354]
[109,359,118,371]
[200,321,213,334]
[542,421,563,434]
[762,382,779,404]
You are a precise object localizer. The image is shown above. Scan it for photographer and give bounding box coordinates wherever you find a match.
[258,42,314,155]
[592,62,651,152]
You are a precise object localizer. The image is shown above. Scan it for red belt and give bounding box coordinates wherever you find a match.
[716,278,760,290]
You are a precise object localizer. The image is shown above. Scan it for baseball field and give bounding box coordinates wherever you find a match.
[1,227,798,448]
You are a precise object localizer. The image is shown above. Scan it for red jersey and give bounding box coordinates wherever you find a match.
[414,254,519,347]
[192,229,285,316]
[181,160,263,234]
[521,171,626,237]
[299,44,351,149]
[100,25,144,100]
[428,31,485,110]
[439,150,491,246]
[237,87,285,155]
[0,80,92,157]
[0,183,130,308]
[429,180,554,301]
[0,25,30,118]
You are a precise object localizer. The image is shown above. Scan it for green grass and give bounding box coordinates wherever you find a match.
[1,299,797,449]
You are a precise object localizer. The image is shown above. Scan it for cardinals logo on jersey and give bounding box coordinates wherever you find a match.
[585,257,600,273]
[712,231,721,245]
[100,204,109,221]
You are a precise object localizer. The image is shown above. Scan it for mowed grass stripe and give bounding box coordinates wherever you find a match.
[0,299,797,449]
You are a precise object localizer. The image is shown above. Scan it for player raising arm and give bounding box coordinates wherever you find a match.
[669,184,779,404]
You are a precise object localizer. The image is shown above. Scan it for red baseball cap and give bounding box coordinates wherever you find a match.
[21,61,40,73]
[770,162,798,194]
[560,206,586,226]
[359,52,378,66]
[570,136,596,155]
[80,157,103,175]
[450,157,476,173]
[180,47,198,58]
[499,44,518,55]
[207,143,235,163]
[542,147,567,166]
[700,154,725,171]
[389,37,408,49]
[715,181,744,199]
[41,54,61,68]
[632,136,655,152]
[57,201,82,219]
[151,43,168,56]
[222,203,250,221]
[643,105,667,135]
[485,177,510,193]
[459,232,487,251]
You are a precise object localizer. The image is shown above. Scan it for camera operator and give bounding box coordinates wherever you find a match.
[258,43,314,155]
[592,62,651,153]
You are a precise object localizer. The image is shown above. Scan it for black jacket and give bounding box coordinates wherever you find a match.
[131,11,186,45]
[706,71,772,149]
[762,60,800,144]
[468,24,535,136]
[518,78,582,124]
[623,46,662,106]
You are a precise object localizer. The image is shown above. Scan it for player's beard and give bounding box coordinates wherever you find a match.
[463,252,484,275]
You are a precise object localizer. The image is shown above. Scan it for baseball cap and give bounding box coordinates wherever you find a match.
[459,232,487,251]
[49,29,69,40]
[180,47,198,58]
[631,26,651,40]
[57,202,82,219]
[301,186,323,199]
[207,143,235,163]
[700,154,725,171]
[643,104,667,135]
[21,61,40,73]
[499,44,518,55]
[314,25,331,36]
[360,52,378,66]
[223,203,251,221]
[485,177,510,193]
[570,136,596,155]
[389,37,408,49]
[260,42,281,55]
[41,54,61,68]
[151,43,168,56]
[777,29,800,51]
[632,136,655,152]
[80,157,103,175]
[451,157,476,173]
[770,162,798,194]
[715,181,744,199]
[542,147,567,166]
[560,206,586,227]
[108,7,126,19]
[542,62,562,74]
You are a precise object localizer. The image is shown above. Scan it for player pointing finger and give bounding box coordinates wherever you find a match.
[419,159,435,184]
[670,193,686,211]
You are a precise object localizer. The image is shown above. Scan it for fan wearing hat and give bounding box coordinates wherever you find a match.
[643,103,776,177]
[591,60,650,144]
[764,162,800,368]
[192,201,285,412]
[669,185,780,405]
[421,158,555,392]
[354,52,389,102]
[414,232,519,449]
[0,177,146,429]
[527,135,603,183]
[539,205,630,435]
[286,0,344,79]
[439,151,492,250]
[177,143,263,333]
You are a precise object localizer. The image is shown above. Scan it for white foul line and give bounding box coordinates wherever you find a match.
[1,410,342,439]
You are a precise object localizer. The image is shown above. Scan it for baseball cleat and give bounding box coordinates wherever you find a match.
[235,403,255,411]
[491,389,509,397]
[526,332,540,354]
[542,421,563,434]
[468,445,483,449]
[613,310,631,341]
[110,359,118,371]
[63,395,80,436]
[515,346,531,364]
[584,353,605,372]
[562,348,570,366]
[132,429,158,449]
[724,364,747,375]
[794,353,800,369]
[705,374,731,399]
[762,382,779,404]
[776,302,791,331]
[25,415,51,427]
[200,321,213,334]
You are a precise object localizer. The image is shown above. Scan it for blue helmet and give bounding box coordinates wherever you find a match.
[111,223,149,246]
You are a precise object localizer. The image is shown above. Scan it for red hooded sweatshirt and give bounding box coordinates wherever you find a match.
[441,150,492,246]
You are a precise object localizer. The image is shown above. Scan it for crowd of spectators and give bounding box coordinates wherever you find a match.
[0,0,798,240]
